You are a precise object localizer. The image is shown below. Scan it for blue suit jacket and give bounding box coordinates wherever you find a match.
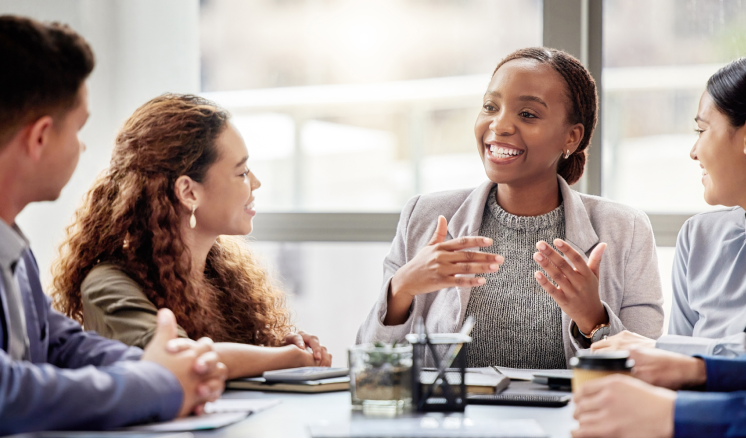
[675,355,746,437]
[0,250,182,434]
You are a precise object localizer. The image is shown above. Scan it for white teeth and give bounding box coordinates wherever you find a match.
[488,145,522,158]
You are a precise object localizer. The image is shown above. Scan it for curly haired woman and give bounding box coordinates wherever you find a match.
[357,47,665,368]
[51,94,331,379]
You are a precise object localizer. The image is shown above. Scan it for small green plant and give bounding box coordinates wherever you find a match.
[367,341,405,368]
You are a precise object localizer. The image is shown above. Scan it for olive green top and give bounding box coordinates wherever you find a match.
[81,264,189,349]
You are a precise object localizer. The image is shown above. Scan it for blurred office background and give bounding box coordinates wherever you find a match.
[2,0,745,365]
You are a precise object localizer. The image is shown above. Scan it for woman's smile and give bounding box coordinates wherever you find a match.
[244,199,256,216]
[484,141,525,165]
[701,166,709,184]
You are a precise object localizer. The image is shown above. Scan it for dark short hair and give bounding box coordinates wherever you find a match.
[0,15,94,148]
[707,57,746,128]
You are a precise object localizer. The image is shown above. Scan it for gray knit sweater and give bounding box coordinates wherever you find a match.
[465,186,566,369]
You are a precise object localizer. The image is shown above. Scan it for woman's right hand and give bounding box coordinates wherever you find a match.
[283,331,332,366]
[384,215,503,325]
[591,330,656,352]
[281,344,322,367]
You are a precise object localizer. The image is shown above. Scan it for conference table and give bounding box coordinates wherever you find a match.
[196,381,577,438]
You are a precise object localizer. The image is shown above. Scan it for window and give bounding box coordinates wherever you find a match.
[602,0,746,213]
[200,0,542,211]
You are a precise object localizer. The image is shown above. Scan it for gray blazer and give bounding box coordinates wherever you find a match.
[357,176,664,367]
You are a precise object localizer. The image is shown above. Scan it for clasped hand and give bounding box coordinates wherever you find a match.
[142,309,228,418]
[284,331,332,366]
[532,239,608,334]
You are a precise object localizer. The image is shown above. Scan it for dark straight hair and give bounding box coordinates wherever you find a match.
[707,57,746,128]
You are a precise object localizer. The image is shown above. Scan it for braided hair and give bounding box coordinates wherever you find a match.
[493,47,598,185]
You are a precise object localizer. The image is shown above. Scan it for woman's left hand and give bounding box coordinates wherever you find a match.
[627,348,707,390]
[533,239,608,334]
[284,331,332,366]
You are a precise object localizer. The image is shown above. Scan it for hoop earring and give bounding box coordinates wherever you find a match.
[564,150,571,159]
[190,205,197,229]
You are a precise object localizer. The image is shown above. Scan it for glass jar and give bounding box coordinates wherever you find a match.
[348,343,413,413]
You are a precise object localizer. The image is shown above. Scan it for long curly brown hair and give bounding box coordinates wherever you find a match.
[51,94,294,346]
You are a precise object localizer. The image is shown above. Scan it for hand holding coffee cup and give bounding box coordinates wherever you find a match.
[570,350,634,393]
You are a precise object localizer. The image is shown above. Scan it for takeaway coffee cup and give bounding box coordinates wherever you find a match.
[569,350,634,392]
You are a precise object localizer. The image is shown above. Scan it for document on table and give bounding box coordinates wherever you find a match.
[123,412,250,432]
[495,367,573,381]
[122,399,282,432]
[204,398,282,414]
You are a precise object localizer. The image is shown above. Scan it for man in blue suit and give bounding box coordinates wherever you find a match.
[0,15,228,434]
[573,348,746,437]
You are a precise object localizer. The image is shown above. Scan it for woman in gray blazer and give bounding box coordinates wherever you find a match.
[357,47,664,368]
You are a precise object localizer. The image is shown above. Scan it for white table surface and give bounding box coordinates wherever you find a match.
[195,381,577,438]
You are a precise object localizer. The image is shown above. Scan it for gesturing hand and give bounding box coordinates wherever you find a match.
[284,331,332,366]
[573,374,676,438]
[628,348,706,390]
[385,215,504,325]
[533,239,607,334]
[143,309,228,418]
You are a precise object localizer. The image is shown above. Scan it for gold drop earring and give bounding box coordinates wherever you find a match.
[190,205,197,229]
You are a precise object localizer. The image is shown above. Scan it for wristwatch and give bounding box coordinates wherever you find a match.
[578,322,610,343]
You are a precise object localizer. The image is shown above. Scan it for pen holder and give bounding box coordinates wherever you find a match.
[405,332,470,412]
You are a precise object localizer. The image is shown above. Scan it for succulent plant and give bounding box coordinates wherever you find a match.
[366,341,405,368]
